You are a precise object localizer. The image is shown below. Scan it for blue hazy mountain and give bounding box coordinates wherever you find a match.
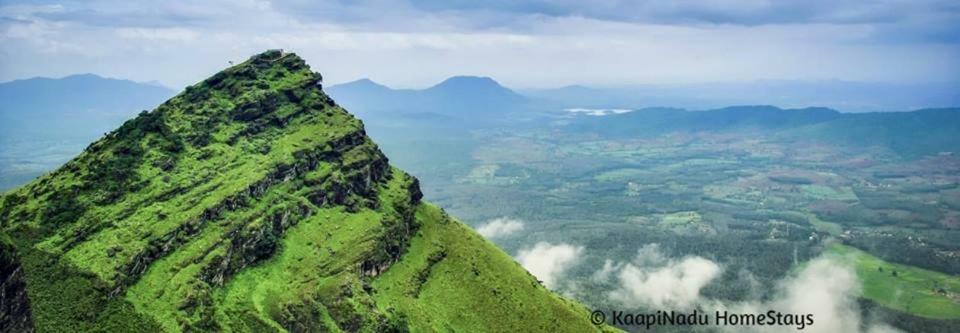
[331,78,960,117]
[421,76,526,112]
[0,74,174,190]
[566,105,960,159]
[567,105,842,135]
[0,74,174,138]
[327,76,527,120]
[323,78,405,114]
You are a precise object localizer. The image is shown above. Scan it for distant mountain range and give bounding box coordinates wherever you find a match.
[0,74,174,190]
[522,80,960,113]
[327,76,527,123]
[2,74,958,191]
[566,105,844,136]
[4,74,952,136]
[566,105,960,159]
[328,78,960,115]
[0,74,174,139]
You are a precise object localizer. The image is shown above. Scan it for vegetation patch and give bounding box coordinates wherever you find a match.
[827,244,960,320]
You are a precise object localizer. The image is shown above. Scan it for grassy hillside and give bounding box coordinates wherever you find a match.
[827,244,960,320]
[0,50,611,332]
[373,203,605,332]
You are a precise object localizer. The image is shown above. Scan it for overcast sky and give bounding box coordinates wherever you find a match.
[1,0,958,89]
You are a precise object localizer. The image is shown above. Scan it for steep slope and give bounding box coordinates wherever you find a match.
[0,50,609,332]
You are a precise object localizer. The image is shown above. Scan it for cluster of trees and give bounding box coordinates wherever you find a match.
[846,231,960,275]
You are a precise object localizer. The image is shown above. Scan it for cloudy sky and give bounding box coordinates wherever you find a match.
[1,0,958,89]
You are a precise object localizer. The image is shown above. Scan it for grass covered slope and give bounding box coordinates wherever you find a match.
[373,203,607,332]
[827,244,960,320]
[0,50,609,332]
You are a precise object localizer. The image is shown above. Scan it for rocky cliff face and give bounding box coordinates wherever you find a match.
[1,237,33,332]
[0,50,610,333]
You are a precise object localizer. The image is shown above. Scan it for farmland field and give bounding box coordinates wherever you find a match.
[368,117,960,332]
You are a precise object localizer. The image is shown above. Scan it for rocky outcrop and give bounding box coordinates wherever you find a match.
[0,238,33,332]
[115,129,391,295]
[358,173,423,279]
[199,203,311,287]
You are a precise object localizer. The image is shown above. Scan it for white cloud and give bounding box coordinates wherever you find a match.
[772,257,863,332]
[720,257,903,333]
[516,242,584,289]
[592,259,623,282]
[475,217,525,238]
[605,244,722,308]
[404,0,960,27]
[0,0,957,88]
[115,27,198,42]
[591,245,902,332]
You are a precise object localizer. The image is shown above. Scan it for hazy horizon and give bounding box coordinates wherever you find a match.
[4,71,958,113]
[8,72,960,92]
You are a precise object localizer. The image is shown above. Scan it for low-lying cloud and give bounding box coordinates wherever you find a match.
[516,242,584,289]
[476,217,525,238]
[594,244,902,332]
[602,244,722,308]
[722,257,902,333]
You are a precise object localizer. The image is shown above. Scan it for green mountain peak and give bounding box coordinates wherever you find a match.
[0,50,610,332]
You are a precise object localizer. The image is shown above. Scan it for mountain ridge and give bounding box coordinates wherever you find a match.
[0,73,174,139]
[0,74,174,115]
[326,75,528,121]
[0,50,610,332]
[566,105,960,159]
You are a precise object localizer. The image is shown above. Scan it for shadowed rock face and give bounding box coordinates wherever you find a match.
[1,238,33,333]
